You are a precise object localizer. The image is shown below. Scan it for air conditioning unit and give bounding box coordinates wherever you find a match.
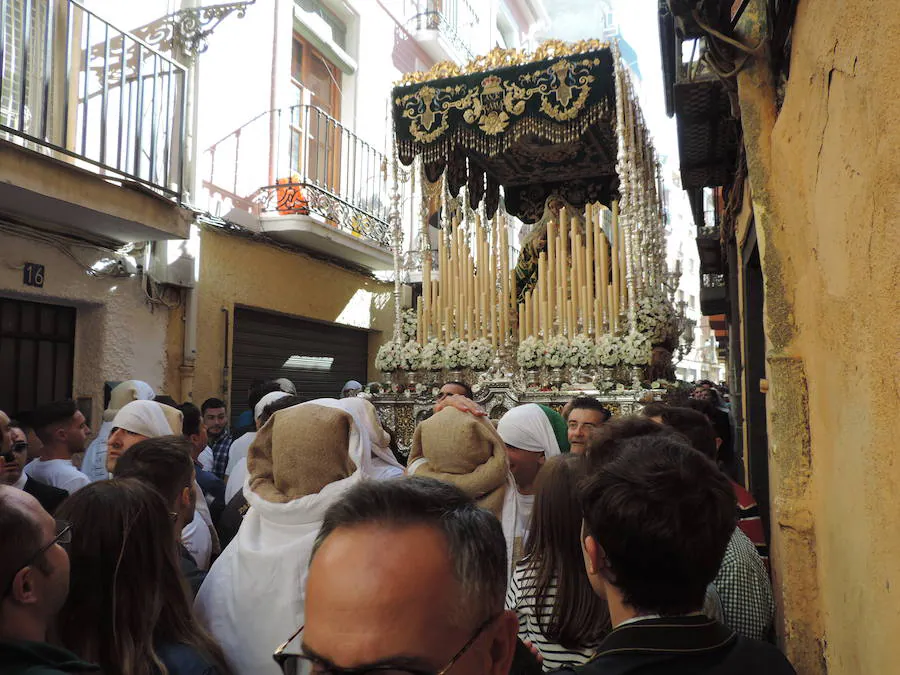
[147,243,195,288]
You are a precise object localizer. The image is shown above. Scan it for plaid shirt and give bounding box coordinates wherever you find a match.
[208,427,232,480]
[715,527,775,641]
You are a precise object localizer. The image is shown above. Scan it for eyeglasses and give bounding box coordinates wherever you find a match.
[2,519,72,597]
[273,613,498,675]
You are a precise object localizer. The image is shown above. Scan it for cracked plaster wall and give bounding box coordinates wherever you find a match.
[0,232,171,429]
[737,0,900,672]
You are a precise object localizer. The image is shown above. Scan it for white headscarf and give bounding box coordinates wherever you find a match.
[340,397,404,479]
[82,380,156,482]
[110,400,178,438]
[254,391,291,422]
[496,403,562,576]
[497,403,562,457]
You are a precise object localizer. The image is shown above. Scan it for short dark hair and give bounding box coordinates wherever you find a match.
[585,416,676,467]
[567,397,611,422]
[154,395,179,408]
[0,487,48,587]
[180,402,202,437]
[112,435,194,508]
[649,406,718,460]
[579,435,737,615]
[259,395,302,425]
[312,477,506,626]
[442,381,473,399]
[247,381,282,412]
[32,400,78,443]
[201,398,226,414]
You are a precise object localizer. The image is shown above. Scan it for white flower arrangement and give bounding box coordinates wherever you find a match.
[517,336,546,369]
[595,334,621,367]
[635,291,679,345]
[375,340,403,372]
[400,308,418,342]
[545,336,570,368]
[620,331,652,367]
[468,338,493,371]
[568,334,597,368]
[399,340,422,371]
[444,338,470,370]
[419,338,445,371]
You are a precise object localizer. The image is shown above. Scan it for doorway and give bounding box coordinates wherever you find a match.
[742,225,771,535]
[0,297,76,415]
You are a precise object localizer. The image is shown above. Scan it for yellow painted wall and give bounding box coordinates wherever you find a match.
[734,0,900,671]
[190,227,394,404]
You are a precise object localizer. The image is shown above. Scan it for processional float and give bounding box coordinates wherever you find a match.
[371,40,689,450]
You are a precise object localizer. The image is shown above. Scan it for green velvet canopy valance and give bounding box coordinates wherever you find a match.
[392,46,620,223]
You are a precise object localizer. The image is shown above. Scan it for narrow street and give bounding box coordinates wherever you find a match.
[0,1,896,674]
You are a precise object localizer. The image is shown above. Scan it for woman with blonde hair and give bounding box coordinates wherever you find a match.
[506,453,610,670]
[56,478,232,675]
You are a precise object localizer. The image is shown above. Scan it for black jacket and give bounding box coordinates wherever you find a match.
[0,639,99,675]
[178,543,207,598]
[554,616,795,675]
[23,478,68,515]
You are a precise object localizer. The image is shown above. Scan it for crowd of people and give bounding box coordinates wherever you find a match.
[0,375,796,675]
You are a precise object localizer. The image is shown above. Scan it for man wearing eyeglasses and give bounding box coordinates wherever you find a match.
[276,477,522,675]
[0,486,99,674]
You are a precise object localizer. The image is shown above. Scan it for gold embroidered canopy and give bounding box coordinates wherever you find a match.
[392,42,620,223]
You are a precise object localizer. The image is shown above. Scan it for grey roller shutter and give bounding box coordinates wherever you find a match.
[230,306,369,427]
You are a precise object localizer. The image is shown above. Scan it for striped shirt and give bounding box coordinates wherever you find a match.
[505,563,603,671]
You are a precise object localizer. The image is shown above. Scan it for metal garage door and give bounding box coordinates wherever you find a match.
[230,306,369,427]
[0,297,75,416]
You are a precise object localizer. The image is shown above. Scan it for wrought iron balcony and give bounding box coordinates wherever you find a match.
[696,224,724,274]
[203,103,391,253]
[0,0,187,201]
[403,0,478,62]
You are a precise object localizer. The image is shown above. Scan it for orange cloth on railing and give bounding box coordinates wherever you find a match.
[276,173,309,215]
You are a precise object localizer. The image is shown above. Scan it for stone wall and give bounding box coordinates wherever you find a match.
[735,0,900,671]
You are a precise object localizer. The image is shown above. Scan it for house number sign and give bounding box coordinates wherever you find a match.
[23,262,45,288]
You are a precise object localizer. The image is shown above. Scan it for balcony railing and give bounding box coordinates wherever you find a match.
[0,0,186,200]
[403,0,478,61]
[203,103,391,249]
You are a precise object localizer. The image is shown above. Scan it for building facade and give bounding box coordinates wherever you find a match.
[0,0,547,427]
[660,0,900,672]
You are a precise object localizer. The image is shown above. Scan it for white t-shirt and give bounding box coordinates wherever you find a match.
[225,457,248,503]
[182,510,212,571]
[513,491,535,566]
[24,459,90,494]
[197,447,214,473]
[226,432,255,478]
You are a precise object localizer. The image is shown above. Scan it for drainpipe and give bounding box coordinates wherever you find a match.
[179,281,199,401]
[221,306,230,398]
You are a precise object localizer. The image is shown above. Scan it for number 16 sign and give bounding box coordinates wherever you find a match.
[23,262,45,288]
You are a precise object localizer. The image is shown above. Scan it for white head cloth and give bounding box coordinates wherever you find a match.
[497,403,562,458]
[496,403,561,576]
[339,397,404,479]
[254,391,291,422]
[110,400,179,438]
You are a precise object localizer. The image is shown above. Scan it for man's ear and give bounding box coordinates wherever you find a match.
[487,610,519,675]
[10,567,39,605]
[715,436,723,450]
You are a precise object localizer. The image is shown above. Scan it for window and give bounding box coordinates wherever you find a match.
[689,294,696,309]
[290,34,342,190]
[295,0,347,50]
